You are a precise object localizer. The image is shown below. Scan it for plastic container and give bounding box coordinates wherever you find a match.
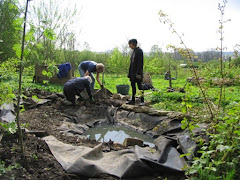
[116,85,130,95]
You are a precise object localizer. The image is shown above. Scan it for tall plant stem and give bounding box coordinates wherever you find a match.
[218,1,226,110]
[159,11,214,119]
[172,28,214,119]
[16,0,31,158]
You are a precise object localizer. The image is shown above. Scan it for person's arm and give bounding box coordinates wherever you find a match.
[96,72,103,87]
[84,70,90,76]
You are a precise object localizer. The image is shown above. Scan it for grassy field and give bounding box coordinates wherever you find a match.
[100,73,240,111]
[2,72,239,112]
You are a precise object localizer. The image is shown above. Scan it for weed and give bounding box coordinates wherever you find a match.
[0,122,17,135]
[0,161,21,177]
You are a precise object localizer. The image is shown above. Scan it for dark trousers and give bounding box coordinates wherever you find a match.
[131,80,144,103]
[63,84,76,105]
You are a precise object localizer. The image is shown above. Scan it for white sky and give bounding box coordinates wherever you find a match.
[74,0,240,52]
[23,0,240,52]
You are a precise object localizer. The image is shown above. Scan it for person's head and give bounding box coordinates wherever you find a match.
[85,75,92,84]
[96,63,105,73]
[128,39,137,49]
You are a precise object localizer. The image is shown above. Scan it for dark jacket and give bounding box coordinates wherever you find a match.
[63,77,92,105]
[128,47,143,82]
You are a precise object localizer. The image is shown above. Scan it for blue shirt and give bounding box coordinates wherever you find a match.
[80,61,97,73]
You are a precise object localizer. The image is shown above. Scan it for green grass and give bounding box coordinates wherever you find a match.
[1,73,240,112]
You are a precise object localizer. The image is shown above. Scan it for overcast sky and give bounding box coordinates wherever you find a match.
[25,0,240,52]
[74,0,240,52]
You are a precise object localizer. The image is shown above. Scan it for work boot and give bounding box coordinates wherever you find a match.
[126,96,135,105]
[139,93,144,106]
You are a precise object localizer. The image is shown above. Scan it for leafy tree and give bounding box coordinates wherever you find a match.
[144,45,166,75]
[106,47,129,75]
[0,0,22,62]
[149,45,162,57]
[26,0,79,65]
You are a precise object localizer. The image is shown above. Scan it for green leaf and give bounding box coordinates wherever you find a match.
[32,95,39,100]
[180,153,191,158]
[13,43,22,58]
[42,70,47,76]
[13,18,24,31]
[8,3,15,10]
[44,28,56,40]
[189,168,198,175]
[25,30,35,42]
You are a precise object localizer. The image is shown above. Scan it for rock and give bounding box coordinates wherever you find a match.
[123,137,144,147]
[167,111,185,119]
[148,109,171,116]
[121,104,172,116]
[121,104,150,113]
[112,93,121,99]
[112,93,130,100]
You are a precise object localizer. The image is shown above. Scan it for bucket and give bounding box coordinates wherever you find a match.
[116,85,130,95]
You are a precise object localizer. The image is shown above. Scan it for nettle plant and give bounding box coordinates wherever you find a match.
[159,0,239,179]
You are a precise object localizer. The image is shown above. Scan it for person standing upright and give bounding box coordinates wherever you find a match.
[127,39,144,105]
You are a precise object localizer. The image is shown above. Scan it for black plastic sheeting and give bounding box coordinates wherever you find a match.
[43,135,186,178]
[43,105,207,178]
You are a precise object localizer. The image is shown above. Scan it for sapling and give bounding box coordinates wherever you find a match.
[158,10,214,119]
[16,0,32,157]
[217,0,231,110]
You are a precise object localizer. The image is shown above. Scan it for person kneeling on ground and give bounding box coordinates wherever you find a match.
[78,60,105,89]
[63,76,93,106]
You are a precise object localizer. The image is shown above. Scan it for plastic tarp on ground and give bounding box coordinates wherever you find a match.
[0,103,16,123]
[43,135,187,178]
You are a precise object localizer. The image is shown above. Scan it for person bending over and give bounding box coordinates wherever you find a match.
[126,39,144,106]
[63,76,93,105]
[78,60,104,89]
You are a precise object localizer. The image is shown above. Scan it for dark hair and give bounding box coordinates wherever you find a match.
[128,39,137,46]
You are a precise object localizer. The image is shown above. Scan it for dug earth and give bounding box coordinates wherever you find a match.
[0,88,194,180]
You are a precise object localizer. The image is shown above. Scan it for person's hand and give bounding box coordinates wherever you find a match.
[100,84,104,89]
[136,74,142,80]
